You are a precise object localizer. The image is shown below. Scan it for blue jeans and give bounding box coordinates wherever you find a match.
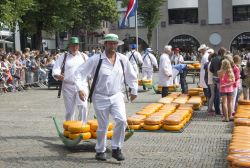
[213,77,221,115]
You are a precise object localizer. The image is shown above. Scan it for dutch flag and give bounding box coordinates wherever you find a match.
[120,0,138,29]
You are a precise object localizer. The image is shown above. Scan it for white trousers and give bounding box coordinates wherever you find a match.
[62,83,88,124]
[142,68,153,80]
[132,64,139,77]
[93,92,127,153]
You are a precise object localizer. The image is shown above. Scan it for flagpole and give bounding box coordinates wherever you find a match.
[135,8,139,52]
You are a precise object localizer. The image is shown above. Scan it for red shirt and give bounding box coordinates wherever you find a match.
[233,65,240,88]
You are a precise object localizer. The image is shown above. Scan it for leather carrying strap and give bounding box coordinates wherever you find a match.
[88,54,102,103]
[129,51,139,65]
[57,53,68,98]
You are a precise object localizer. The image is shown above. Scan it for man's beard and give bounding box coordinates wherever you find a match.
[106,48,116,54]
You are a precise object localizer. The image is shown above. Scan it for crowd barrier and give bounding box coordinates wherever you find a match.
[0,67,49,94]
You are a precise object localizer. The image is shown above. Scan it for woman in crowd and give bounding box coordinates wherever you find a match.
[218,58,235,122]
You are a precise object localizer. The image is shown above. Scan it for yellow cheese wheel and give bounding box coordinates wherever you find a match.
[127,114,146,125]
[63,130,70,137]
[188,90,199,96]
[227,153,250,162]
[68,123,90,133]
[233,158,250,167]
[63,120,82,130]
[162,124,183,131]
[127,124,141,130]
[87,119,97,125]
[89,121,113,132]
[144,116,164,125]
[68,132,91,140]
[238,100,250,105]
[91,130,113,139]
[143,124,162,131]
[234,118,250,126]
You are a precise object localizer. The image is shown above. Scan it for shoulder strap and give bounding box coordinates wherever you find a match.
[129,51,139,64]
[119,59,129,101]
[61,53,68,74]
[88,54,103,103]
[81,53,86,62]
[143,53,153,65]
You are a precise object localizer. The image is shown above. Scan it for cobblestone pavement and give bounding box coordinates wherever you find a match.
[0,80,233,168]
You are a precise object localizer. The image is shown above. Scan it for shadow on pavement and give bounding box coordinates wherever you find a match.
[0,135,121,165]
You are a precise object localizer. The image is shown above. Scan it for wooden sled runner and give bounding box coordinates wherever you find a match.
[53,117,134,147]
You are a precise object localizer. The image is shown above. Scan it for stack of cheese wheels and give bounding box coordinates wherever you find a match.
[158,97,174,104]
[63,120,92,140]
[234,104,250,126]
[188,88,203,93]
[142,79,152,87]
[238,100,250,105]
[163,107,192,131]
[127,114,146,130]
[136,103,163,117]
[87,119,113,139]
[168,92,182,98]
[168,84,180,92]
[186,96,202,110]
[142,104,177,131]
[234,118,250,126]
[63,120,82,138]
[234,105,250,119]
[138,79,143,86]
[187,90,199,96]
[227,126,250,167]
[172,94,189,104]
[192,62,201,69]
[143,115,163,131]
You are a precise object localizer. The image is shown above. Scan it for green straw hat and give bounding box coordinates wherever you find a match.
[69,37,79,45]
[99,33,124,46]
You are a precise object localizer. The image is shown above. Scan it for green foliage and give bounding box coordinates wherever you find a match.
[79,0,118,31]
[122,0,166,46]
[0,0,118,49]
[0,0,33,29]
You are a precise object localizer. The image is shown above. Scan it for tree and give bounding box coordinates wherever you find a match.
[79,0,118,31]
[0,0,33,29]
[21,0,82,50]
[20,0,118,50]
[122,0,166,47]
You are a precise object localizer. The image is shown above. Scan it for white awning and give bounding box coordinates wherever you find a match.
[0,39,13,44]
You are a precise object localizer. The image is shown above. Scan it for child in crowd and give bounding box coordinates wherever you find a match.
[218,59,235,122]
[242,61,250,100]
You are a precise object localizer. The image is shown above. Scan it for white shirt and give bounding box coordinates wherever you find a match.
[142,52,158,70]
[75,52,138,96]
[199,52,209,88]
[126,50,143,66]
[52,51,88,87]
[158,53,173,87]
[171,54,184,65]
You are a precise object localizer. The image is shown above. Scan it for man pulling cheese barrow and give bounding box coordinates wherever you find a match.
[75,33,138,161]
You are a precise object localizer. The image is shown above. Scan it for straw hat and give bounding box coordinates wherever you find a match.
[99,33,124,45]
[198,44,208,51]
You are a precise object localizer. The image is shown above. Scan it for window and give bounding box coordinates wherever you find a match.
[233,5,250,21]
[168,8,198,24]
